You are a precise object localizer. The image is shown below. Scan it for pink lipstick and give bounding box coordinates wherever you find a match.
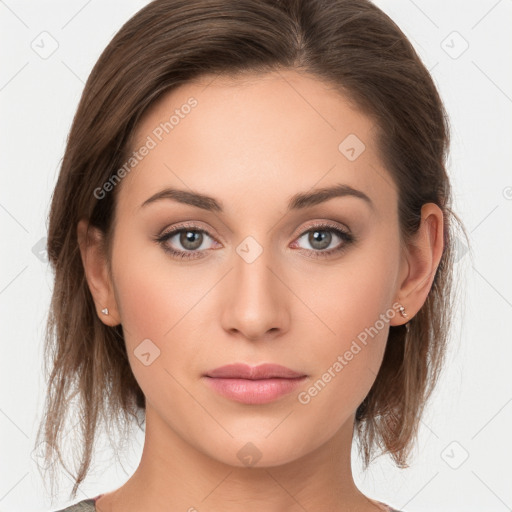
[203,363,307,405]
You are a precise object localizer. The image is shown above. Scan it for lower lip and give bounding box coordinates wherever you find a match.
[203,376,307,404]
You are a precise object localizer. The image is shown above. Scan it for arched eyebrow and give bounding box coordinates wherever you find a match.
[139,183,374,212]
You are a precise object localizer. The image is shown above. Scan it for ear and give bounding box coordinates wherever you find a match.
[77,218,121,326]
[390,203,444,326]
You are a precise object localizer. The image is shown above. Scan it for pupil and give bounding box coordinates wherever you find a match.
[181,231,202,250]
[310,230,331,250]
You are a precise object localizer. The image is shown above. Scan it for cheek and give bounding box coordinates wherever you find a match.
[112,229,206,340]
[111,258,202,418]
[110,238,174,362]
[110,237,219,387]
[292,282,392,442]
[293,243,399,404]
[298,249,398,348]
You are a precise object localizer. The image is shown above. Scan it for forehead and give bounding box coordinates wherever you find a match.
[118,69,395,216]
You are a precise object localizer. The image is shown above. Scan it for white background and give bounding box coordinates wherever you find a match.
[1,1,511,511]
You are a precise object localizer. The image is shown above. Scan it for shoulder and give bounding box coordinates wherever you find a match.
[52,498,96,511]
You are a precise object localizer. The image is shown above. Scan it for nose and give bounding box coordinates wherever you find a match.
[220,246,290,342]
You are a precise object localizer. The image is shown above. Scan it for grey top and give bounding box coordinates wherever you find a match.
[54,499,96,511]
[54,497,403,511]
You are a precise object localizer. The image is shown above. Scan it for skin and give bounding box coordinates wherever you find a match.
[77,69,444,512]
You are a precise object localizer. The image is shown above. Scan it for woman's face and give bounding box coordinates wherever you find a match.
[105,69,408,467]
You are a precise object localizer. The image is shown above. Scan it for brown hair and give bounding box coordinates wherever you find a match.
[36,0,468,500]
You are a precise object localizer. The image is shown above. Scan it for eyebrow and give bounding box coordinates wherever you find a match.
[139,182,374,212]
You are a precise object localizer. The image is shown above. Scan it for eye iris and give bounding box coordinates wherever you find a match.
[309,230,331,250]
[180,230,203,250]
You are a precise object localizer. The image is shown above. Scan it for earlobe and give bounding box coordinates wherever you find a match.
[391,203,444,326]
[77,218,121,326]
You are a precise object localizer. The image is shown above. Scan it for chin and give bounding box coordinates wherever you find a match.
[201,431,315,469]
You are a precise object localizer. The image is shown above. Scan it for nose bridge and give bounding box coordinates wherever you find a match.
[221,235,288,339]
[235,239,276,298]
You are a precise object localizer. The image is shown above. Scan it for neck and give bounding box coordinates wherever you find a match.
[98,404,380,512]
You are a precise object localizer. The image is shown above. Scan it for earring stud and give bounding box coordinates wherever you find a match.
[398,305,408,318]
[101,308,109,315]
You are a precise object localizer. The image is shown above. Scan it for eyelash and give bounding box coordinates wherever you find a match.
[154,222,355,261]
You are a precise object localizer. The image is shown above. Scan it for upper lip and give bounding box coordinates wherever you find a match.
[205,363,306,379]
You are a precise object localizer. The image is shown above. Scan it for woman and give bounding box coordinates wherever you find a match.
[36,0,467,510]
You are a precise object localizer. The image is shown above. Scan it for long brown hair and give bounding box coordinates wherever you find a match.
[35,0,469,500]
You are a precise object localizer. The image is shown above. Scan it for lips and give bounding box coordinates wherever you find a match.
[203,363,308,404]
[204,363,306,379]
